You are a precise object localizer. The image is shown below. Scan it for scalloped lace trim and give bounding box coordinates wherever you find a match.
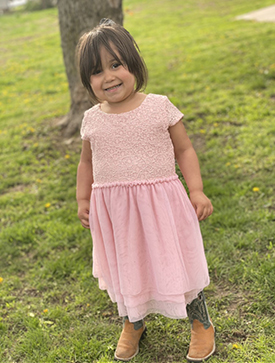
[92,175,179,189]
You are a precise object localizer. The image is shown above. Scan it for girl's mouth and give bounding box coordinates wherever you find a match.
[105,83,122,92]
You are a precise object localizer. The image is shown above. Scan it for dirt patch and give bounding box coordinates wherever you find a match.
[7,184,27,193]
[236,5,275,23]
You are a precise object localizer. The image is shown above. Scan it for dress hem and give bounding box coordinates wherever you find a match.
[96,278,210,322]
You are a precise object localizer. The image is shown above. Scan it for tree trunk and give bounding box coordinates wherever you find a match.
[57,0,123,137]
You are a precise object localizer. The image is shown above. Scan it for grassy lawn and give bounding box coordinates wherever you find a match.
[0,0,275,362]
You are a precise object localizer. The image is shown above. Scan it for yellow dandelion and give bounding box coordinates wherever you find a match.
[214,123,219,127]
[33,143,38,147]
[45,203,51,208]
[29,127,35,133]
[226,162,231,167]
[234,164,240,168]
[232,343,241,349]
[200,129,206,134]
[65,154,70,159]
[253,187,260,192]
[43,309,48,313]
[0,277,3,283]
[87,303,90,307]
[36,179,42,183]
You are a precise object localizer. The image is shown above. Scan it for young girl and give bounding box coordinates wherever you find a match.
[76,19,215,362]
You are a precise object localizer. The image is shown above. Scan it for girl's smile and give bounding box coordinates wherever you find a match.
[104,83,122,92]
[90,46,137,112]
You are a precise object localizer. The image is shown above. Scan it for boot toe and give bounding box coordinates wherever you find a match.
[187,320,215,362]
[114,320,146,362]
[115,342,138,361]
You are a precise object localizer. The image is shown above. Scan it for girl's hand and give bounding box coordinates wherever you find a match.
[189,191,213,221]
[78,200,90,229]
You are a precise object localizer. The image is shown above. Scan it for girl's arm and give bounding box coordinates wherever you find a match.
[76,140,94,229]
[169,120,213,221]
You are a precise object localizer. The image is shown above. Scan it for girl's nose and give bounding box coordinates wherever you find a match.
[104,69,115,82]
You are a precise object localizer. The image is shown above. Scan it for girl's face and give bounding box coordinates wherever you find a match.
[90,46,136,108]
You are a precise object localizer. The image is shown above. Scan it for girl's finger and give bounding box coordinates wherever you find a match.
[196,206,203,220]
[199,207,210,221]
[81,219,90,229]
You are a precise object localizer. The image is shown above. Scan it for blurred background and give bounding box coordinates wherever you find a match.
[0,1,274,362]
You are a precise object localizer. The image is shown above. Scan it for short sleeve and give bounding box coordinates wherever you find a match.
[165,96,184,127]
[80,110,90,141]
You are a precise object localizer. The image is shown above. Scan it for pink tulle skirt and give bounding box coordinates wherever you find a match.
[89,175,209,322]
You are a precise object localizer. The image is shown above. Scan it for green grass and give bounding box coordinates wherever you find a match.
[0,0,275,362]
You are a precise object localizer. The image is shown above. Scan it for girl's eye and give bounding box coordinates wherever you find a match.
[92,69,102,75]
[112,63,121,69]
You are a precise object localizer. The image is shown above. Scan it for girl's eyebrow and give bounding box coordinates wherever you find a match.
[109,57,121,63]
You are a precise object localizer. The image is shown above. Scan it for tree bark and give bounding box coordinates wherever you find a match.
[57,0,123,137]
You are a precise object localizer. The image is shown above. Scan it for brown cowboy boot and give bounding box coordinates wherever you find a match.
[114,317,146,361]
[186,291,215,362]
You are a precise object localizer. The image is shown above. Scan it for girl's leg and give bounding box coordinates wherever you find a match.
[114,316,146,362]
[186,291,215,362]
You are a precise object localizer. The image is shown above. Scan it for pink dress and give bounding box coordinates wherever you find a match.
[81,93,210,322]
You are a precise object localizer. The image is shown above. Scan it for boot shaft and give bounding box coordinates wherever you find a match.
[186,291,211,329]
[123,316,144,331]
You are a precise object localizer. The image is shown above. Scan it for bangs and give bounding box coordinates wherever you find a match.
[90,34,122,76]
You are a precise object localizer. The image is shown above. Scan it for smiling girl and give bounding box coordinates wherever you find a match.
[76,19,215,362]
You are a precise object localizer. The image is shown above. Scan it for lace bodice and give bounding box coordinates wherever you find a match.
[80,94,184,185]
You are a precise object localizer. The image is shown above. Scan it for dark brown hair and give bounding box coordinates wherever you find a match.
[77,20,148,103]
